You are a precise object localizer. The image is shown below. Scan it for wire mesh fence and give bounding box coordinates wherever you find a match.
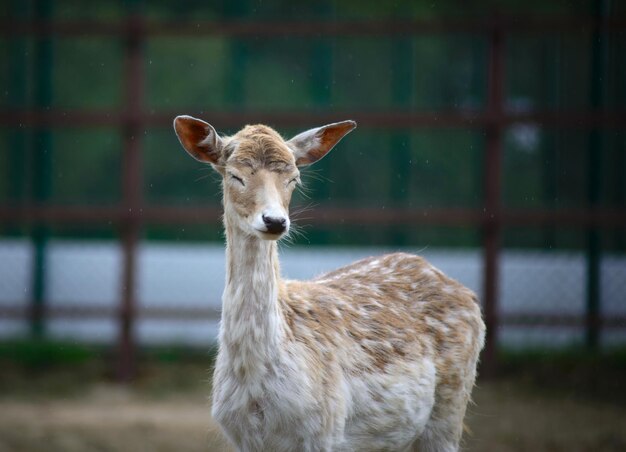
[1,2,625,379]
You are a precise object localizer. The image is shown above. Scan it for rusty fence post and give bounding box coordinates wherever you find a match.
[117,2,144,382]
[482,20,505,377]
[585,0,609,350]
[31,0,54,339]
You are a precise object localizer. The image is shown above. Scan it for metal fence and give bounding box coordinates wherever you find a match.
[1,5,626,380]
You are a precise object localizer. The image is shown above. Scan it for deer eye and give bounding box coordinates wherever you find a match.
[229,173,245,186]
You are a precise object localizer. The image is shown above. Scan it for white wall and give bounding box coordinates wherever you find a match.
[0,239,624,347]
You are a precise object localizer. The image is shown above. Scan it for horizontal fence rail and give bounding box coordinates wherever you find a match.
[2,16,626,37]
[2,110,626,128]
[0,305,222,321]
[1,306,625,329]
[2,206,626,227]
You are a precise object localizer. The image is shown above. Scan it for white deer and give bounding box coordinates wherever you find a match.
[174,116,485,452]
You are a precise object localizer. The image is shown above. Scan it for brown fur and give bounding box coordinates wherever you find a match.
[224,125,296,171]
[278,253,482,383]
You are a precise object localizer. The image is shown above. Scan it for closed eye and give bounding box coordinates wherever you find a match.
[288,177,299,186]
[229,173,245,186]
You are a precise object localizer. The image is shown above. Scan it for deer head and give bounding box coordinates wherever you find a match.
[173,116,356,240]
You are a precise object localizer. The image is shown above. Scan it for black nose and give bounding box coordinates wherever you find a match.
[262,215,287,234]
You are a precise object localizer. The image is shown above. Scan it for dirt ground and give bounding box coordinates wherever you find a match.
[1,378,625,452]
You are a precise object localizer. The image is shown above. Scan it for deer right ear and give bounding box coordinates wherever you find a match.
[287,120,356,167]
[173,115,223,164]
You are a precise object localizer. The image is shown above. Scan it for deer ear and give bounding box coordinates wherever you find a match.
[286,120,356,167]
[173,115,223,164]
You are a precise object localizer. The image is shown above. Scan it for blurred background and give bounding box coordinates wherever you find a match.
[1,0,625,451]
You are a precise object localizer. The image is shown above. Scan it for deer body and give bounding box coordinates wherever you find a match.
[174,117,485,452]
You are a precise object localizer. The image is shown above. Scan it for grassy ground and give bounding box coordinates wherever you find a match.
[1,341,625,452]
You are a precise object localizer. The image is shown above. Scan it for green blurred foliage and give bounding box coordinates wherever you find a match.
[50,128,122,204]
[146,37,230,110]
[0,339,93,370]
[508,34,592,109]
[53,38,123,109]
[1,0,625,250]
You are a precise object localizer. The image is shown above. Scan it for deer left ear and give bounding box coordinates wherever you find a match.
[286,120,356,167]
[173,115,223,165]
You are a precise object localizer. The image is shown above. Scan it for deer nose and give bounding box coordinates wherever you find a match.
[262,214,287,234]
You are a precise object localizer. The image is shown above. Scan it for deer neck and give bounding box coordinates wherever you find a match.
[219,217,286,380]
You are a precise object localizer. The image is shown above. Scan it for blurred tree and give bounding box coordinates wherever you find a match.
[1,0,624,251]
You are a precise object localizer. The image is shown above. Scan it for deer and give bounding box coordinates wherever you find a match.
[173,115,485,452]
